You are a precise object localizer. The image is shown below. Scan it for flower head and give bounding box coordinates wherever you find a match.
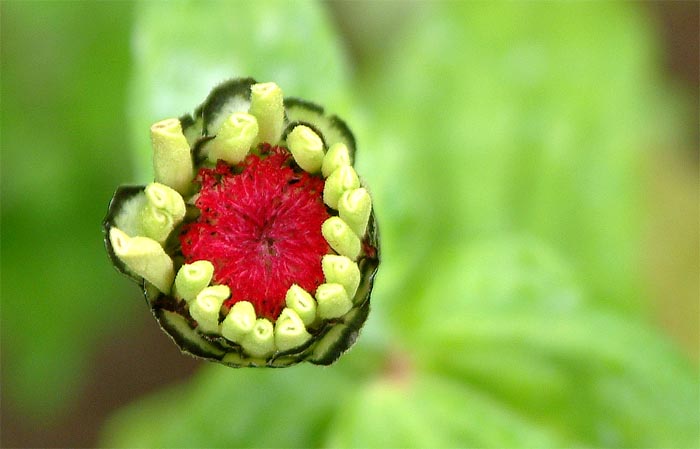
[103,78,379,367]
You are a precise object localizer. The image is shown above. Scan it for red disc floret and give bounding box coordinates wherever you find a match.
[180,146,330,321]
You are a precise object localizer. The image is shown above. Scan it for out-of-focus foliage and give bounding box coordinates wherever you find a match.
[127,0,351,182]
[99,2,698,448]
[361,2,654,317]
[1,1,136,415]
[1,1,697,448]
[102,363,361,448]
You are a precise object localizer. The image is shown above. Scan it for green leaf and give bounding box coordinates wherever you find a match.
[327,373,568,448]
[100,354,372,448]
[407,237,700,448]
[358,1,661,314]
[127,0,351,182]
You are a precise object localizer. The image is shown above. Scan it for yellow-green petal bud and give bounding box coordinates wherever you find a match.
[275,308,312,352]
[285,284,317,326]
[321,142,351,178]
[287,125,324,173]
[221,301,256,343]
[206,112,259,164]
[338,188,372,237]
[174,260,214,303]
[322,217,361,260]
[322,255,361,299]
[139,206,174,244]
[145,182,186,223]
[249,82,284,145]
[241,318,275,358]
[315,283,352,319]
[190,285,230,334]
[323,165,359,209]
[139,182,187,244]
[109,227,174,294]
[150,118,194,195]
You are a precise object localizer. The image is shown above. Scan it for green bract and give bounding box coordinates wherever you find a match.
[103,78,379,367]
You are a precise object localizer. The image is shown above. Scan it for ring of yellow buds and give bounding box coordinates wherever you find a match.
[103,78,379,367]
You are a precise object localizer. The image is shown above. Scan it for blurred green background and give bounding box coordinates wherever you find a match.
[1,1,698,447]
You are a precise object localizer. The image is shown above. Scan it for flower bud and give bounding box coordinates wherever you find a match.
[249,82,284,145]
[322,255,360,299]
[287,125,324,173]
[285,284,317,326]
[275,308,312,352]
[322,217,361,260]
[206,112,259,164]
[221,301,256,343]
[175,260,214,303]
[104,78,380,368]
[241,318,275,358]
[316,283,352,319]
[321,142,351,178]
[190,285,230,334]
[139,206,174,244]
[323,165,359,209]
[338,188,372,237]
[109,227,174,294]
[145,182,186,222]
[150,118,194,195]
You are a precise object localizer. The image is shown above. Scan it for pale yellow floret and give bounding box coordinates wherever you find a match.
[249,82,284,145]
[274,308,312,352]
[321,142,351,178]
[285,284,317,326]
[174,260,214,303]
[322,254,361,299]
[206,112,259,164]
[322,217,361,260]
[145,182,186,222]
[190,285,230,334]
[139,206,174,244]
[338,187,372,237]
[150,118,194,195]
[315,283,352,319]
[109,227,174,294]
[287,125,324,173]
[221,301,257,343]
[323,165,359,209]
[139,183,187,244]
[241,318,276,358]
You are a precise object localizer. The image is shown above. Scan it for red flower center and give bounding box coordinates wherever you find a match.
[180,146,330,321]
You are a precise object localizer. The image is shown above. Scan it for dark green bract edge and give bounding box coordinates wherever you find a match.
[103,185,147,283]
[284,97,357,160]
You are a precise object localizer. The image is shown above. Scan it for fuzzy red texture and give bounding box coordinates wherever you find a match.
[180,146,330,321]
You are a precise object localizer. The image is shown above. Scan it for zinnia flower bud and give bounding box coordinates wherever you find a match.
[103,78,379,367]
